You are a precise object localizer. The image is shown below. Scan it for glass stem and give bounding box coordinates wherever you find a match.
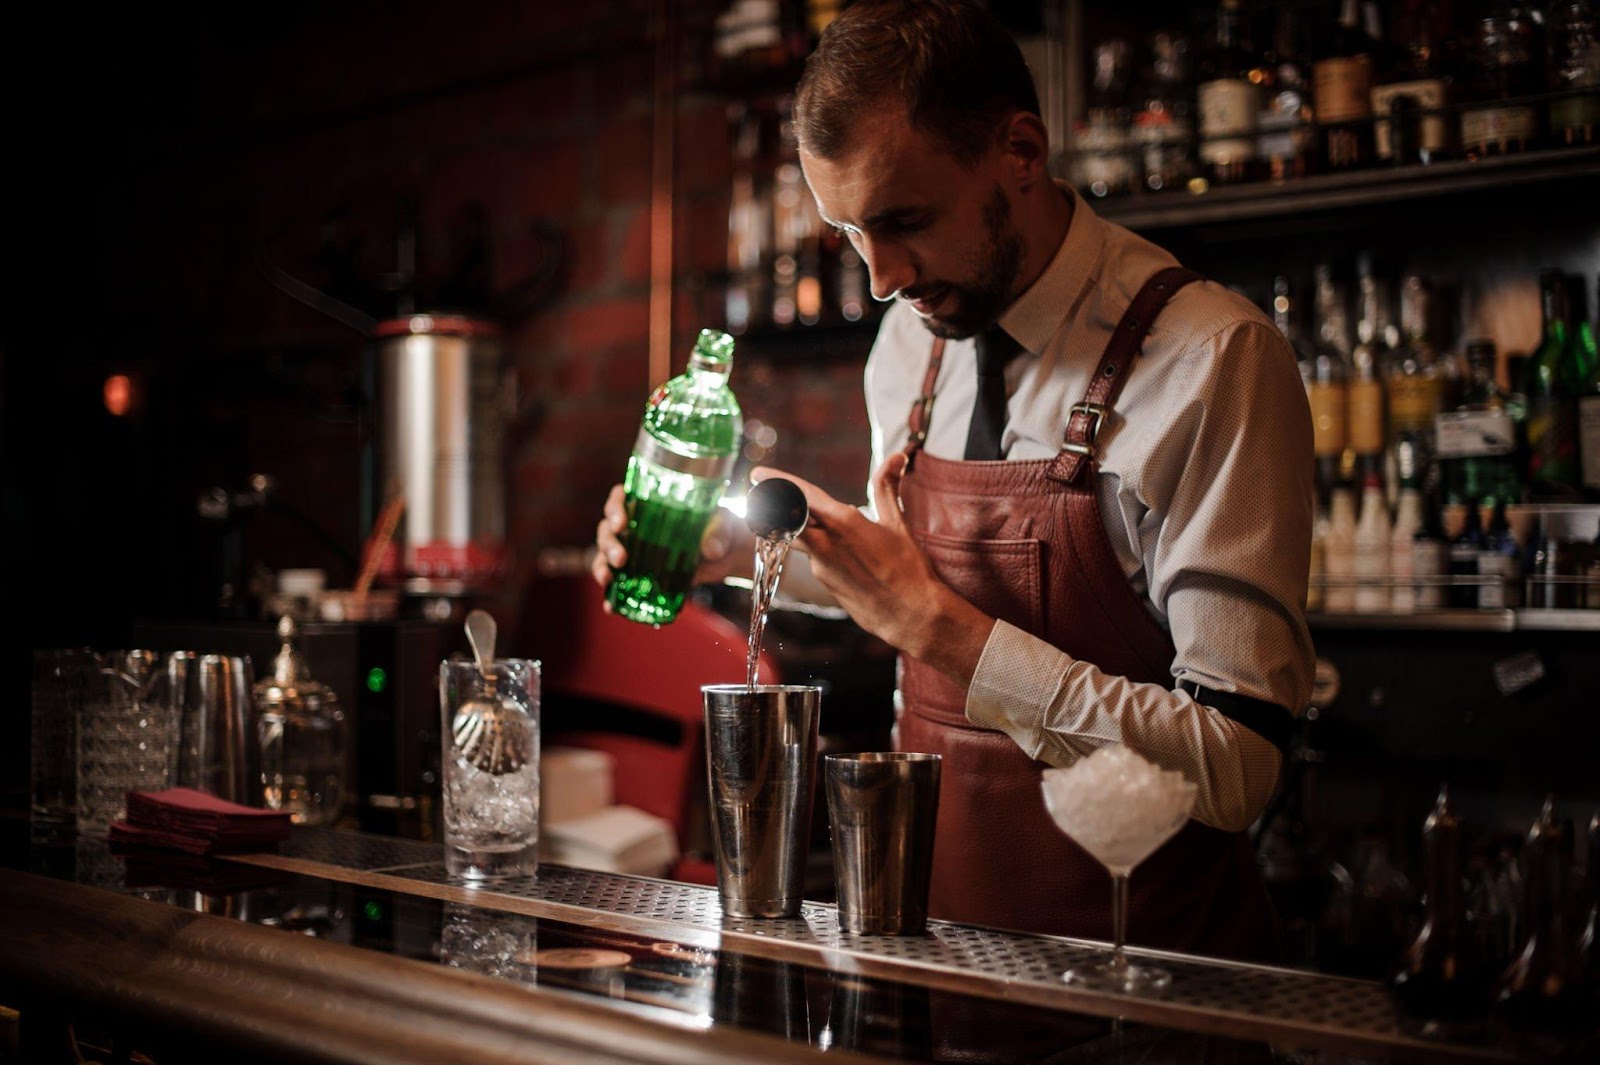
[1111,872,1130,971]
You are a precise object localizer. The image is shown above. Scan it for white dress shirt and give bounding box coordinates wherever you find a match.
[864,189,1316,833]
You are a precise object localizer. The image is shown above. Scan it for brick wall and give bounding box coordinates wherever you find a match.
[17,1,873,632]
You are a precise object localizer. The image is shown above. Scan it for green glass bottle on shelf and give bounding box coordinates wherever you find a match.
[606,329,743,626]
[1523,270,1583,500]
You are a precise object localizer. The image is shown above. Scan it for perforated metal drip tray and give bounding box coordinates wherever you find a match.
[240,828,1514,1063]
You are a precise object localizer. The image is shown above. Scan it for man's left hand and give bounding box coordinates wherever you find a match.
[750,454,994,684]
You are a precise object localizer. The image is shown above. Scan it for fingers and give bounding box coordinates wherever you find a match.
[593,485,628,592]
[870,452,908,533]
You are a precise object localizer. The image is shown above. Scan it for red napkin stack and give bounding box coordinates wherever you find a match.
[108,787,293,856]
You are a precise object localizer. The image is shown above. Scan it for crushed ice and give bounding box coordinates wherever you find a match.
[1040,744,1197,874]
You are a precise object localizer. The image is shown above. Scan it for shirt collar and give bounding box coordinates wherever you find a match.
[996,185,1106,358]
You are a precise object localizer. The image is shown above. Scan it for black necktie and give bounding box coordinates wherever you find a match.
[962,325,1022,461]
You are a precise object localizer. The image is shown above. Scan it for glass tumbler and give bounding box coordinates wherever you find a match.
[439,656,541,880]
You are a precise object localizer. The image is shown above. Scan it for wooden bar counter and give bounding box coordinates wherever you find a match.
[0,827,1543,1064]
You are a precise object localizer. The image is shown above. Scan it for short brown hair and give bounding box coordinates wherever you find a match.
[794,0,1042,167]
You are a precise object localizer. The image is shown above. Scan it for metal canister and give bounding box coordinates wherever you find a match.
[373,313,513,596]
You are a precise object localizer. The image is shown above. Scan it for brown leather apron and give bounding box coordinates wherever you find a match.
[894,267,1281,962]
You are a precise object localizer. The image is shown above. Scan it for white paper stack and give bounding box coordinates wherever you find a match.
[540,746,615,825]
[541,805,679,878]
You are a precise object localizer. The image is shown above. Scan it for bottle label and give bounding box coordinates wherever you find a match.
[1313,56,1374,123]
[1581,394,1600,489]
[1435,409,1516,458]
[632,429,737,480]
[1388,374,1440,432]
[1348,379,1385,454]
[1552,94,1600,141]
[1371,79,1449,157]
[1461,106,1536,152]
[1308,382,1349,457]
[1197,79,1258,164]
[1071,120,1133,193]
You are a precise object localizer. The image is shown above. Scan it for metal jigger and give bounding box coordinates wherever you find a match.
[745,477,808,541]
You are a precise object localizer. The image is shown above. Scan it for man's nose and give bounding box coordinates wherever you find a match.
[857,236,915,302]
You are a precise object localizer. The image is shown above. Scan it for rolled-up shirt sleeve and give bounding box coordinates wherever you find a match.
[965,319,1315,833]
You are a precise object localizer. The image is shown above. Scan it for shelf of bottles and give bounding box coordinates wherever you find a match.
[1067,0,1600,231]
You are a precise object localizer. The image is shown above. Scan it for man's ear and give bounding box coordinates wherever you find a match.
[1000,111,1050,190]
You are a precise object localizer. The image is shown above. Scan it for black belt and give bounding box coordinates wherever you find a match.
[1178,681,1295,756]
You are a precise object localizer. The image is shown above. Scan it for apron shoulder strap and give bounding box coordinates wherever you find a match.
[902,336,947,465]
[1047,266,1203,485]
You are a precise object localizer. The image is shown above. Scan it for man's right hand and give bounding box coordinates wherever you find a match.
[591,485,754,605]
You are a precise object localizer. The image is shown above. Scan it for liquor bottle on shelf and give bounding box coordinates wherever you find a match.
[1275,274,1315,363]
[1373,0,1455,164]
[1391,470,1426,613]
[1351,255,1395,473]
[1460,6,1542,159]
[1529,533,1574,607]
[1447,499,1486,608]
[1494,798,1590,1058]
[1255,4,1315,180]
[605,329,743,627]
[1196,0,1260,186]
[1073,39,1136,199]
[1524,269,1583,500]
[1437,338,1522,511]
[770,96,823,328]
[1478,499,1524,609]
[1412,488,1451,611]
[1132,31,1198,193]
[830,227,867,324]
[1354,466,1393,613]
[1390,786,1492,1040]
[1582,276,1600,499]
[1311,264,1353,474]
[1314,0,1380,170]
[1387,275,1444,502]
[1549,0,1600,146]
[725,102,771,336]
[1325,479,1359,613]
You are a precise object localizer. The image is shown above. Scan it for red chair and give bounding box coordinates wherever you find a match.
[518,573,780,884]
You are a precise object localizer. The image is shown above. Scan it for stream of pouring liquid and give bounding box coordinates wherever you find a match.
[746,534,795,689]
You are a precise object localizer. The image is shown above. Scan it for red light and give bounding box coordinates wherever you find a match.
[103,375,133,417]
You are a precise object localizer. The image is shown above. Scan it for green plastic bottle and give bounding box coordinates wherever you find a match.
[606,329,742,626]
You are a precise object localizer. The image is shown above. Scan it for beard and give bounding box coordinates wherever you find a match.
[914,185,1025,341]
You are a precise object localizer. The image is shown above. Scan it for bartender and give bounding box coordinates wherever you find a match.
[595,0,1314,962]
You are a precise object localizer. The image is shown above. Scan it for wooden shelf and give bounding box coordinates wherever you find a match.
[1093,146,1600,233]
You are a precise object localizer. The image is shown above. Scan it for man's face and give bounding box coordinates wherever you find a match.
[800,107,1025,340]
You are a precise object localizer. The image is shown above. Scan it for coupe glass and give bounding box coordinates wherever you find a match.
[1041,756,1197,994]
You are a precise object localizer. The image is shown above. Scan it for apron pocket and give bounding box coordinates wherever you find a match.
[914,532,1044,636]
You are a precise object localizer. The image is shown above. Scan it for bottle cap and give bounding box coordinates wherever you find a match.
[690,329,736,372]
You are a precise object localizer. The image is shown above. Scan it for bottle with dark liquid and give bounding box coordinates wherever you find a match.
[1196,0,1259,185]
[1448,500,1485,609]
[1313,0,1379,169]
[1461,7,1542,159]
[1524,269,1583,500]
[1494,798,1590,1057]
[1373,0,1455,164]
[1255,5,1315,180]
[1391,786,1492,1040]
[1132,31,1198,193]
[1549,0,1600,146]
[1073,39,1136,199]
